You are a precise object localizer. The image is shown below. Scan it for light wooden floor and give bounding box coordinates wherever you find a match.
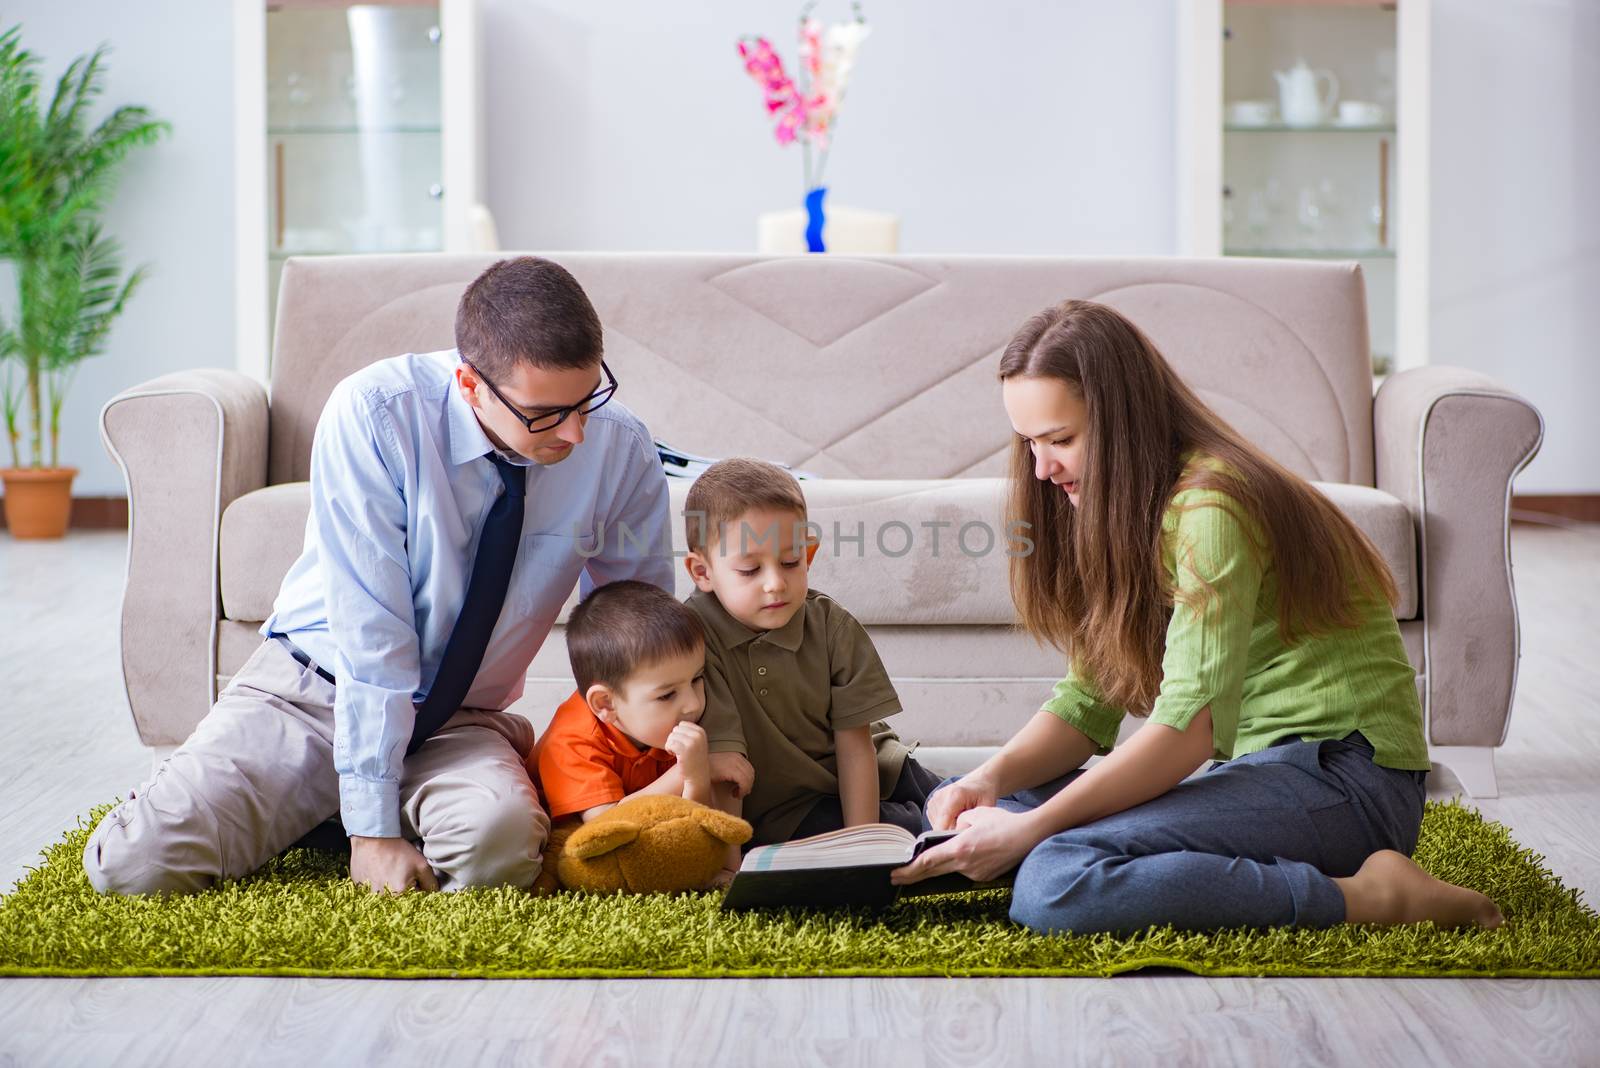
[2,527,1598,1067]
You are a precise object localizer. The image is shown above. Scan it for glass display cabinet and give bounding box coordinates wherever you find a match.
[1179,0,1430,379]
[255,0,490,351]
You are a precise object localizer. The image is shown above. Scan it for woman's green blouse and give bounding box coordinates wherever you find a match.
[1041,478,1430,771]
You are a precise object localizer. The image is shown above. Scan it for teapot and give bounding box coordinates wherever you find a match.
[1274,59,1339,128]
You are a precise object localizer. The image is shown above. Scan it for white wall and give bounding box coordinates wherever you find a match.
[2,1,238,497]
[1429,0,1600,494]
[479,0,1179,254]
[4,0,1594,499]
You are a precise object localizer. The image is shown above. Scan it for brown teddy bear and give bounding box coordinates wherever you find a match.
[534,795,752,894]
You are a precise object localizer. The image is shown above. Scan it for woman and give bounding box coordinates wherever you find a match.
[891,300,1503,935]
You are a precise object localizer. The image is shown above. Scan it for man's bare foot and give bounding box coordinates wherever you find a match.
[708,867,738,891]
[1334,850,1504,929]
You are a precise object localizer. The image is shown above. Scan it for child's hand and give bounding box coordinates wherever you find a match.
[708,751,755,798]
[665,722,711,785]
[924,774,998,831]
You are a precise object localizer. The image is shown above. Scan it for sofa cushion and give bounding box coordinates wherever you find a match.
[219,475,1416,626]
[1310,481,1418,618]
[671,477,1416,624]
[220,483,312,623]
[673,477,1018,626]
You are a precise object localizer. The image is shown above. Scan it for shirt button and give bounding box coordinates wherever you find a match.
[758,688,768,697]
[757,667,768,676]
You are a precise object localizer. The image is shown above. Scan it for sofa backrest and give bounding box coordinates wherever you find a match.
[269,253,1375,486]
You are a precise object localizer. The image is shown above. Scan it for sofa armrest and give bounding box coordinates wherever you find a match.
[100,370,269,747]
[1374,366,1543,748]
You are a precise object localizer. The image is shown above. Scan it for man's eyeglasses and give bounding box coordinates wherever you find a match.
[464,359,617,434]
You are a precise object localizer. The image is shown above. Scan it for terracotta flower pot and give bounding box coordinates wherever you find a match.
[1,466,78,539]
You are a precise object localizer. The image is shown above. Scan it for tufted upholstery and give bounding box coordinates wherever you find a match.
[103,253,1541,796]
[268,254,1374,486]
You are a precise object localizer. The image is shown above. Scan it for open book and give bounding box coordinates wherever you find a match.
[656,440,814,481]
[721,824,1005,910]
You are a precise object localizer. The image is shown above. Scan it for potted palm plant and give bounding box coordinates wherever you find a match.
[0,26,166,538]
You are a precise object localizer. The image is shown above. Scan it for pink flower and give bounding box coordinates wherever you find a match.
[738,38,799,117]
[773,105,804,146]
[799,18,823,80]
[736,9,869,165]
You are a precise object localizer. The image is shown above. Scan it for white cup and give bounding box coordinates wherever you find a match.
[1337,100,1384,125]
[1228,100,1276,126]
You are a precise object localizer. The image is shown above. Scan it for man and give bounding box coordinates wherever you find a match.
[85,256,681,895]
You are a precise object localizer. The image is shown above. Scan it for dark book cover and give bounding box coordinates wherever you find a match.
[721,830,1007,910]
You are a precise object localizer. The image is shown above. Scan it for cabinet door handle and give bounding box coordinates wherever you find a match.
[275,141,285,249]
[1378,138,1389,247]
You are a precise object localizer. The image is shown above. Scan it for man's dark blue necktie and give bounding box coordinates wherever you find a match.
[408,454,526,754]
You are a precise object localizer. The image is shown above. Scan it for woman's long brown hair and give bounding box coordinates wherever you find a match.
[1001,300,1397,715]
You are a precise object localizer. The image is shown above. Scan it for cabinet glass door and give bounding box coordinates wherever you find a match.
[266,3,444,318]
[1221,3,1400,376]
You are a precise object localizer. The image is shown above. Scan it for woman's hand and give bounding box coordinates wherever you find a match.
[890,805,1043,885]
[924,774,999,831]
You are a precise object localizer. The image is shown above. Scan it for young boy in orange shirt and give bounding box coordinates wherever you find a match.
[531,581,754,875]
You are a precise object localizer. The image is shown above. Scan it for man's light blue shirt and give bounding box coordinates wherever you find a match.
[263,349,673,838]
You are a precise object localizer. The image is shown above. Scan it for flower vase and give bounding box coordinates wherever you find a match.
[804,186,828,253]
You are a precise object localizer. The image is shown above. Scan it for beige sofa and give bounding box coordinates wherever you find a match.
[100,253,1543,796]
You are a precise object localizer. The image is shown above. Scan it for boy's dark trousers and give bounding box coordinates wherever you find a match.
[789,756,945,839]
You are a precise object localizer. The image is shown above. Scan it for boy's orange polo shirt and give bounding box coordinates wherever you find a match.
[532,691,678,820]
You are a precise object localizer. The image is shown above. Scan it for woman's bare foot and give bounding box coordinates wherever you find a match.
[1334,850,1504,929]
[708,867,738,891]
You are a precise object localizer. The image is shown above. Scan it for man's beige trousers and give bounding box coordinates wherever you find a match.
[84,638,550,894]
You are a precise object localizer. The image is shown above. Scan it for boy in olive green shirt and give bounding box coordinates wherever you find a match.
[683,458,943,847]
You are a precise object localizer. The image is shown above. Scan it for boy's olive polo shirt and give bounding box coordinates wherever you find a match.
[689,588,911,846]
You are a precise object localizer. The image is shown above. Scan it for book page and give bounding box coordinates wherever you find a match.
[740,823,919,872]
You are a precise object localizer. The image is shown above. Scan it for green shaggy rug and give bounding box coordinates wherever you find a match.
[2,801,1596,979]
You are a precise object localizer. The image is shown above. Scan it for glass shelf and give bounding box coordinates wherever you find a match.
[268,125,443,136]
[1225,248,1395,260]
[1225,123,1396,134]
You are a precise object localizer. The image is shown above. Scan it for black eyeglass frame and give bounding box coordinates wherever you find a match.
[463,358,617,434]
